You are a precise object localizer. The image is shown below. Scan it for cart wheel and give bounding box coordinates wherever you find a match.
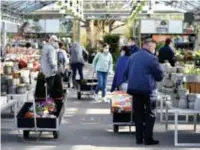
[77,92,81,99]
[113,125,119,133]
[53,131,59,139]
[23,130,29,139]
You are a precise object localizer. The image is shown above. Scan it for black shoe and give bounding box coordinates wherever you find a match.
[136,140,143,144]
[145,139,159,145]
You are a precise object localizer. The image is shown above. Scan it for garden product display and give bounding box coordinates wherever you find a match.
[110,91,132,113]
[24,98,57,118]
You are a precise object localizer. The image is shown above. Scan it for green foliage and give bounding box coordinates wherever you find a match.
[103,34,120,70]
[103,34,120,54]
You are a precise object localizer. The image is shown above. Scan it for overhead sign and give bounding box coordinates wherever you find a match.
[140,19,183,34]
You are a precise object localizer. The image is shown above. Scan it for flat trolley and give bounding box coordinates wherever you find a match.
[16,74,66,139]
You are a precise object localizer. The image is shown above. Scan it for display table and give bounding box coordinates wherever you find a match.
[165,101,200,146]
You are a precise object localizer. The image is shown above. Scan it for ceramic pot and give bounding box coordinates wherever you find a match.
[178,89,189,98]
[194,98,200,110]
[170,73,177,81]
[16,85,26,94]
[189,102,195,109]
[1,76,7,85]
[7,78,14,87]
[177,67,185,73]
[186,75,199,82]
[171,67,177,73]
[3,66,13,74]
[188,94,200,101]
[27,62,33,69]
[178,99,188,109]
[13,78,20,86]
[8,86,16,94]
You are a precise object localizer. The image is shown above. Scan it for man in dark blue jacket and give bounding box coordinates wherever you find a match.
[128,37,140,54]
[125,39,164,145]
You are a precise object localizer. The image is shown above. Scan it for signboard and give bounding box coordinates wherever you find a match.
[140,19,183,34]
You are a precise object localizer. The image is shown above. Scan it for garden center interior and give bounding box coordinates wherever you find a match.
[1,0,200,150]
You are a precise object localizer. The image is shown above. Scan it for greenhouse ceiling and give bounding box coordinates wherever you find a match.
[1,0,200,23]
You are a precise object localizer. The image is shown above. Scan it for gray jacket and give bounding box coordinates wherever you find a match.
[70,42,84,64]
[40,44,57,78]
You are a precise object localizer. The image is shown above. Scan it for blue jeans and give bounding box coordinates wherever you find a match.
[95,71,108,98]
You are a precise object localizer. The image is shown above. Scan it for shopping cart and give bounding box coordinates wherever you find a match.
[74,73,97,99]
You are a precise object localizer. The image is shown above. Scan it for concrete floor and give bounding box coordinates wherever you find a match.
[1,64,200,150]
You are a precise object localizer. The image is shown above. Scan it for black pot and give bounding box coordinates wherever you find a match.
[7,78,14,87]
[16,86,26,94]
[8,86,16,94]
[1,76,7,85]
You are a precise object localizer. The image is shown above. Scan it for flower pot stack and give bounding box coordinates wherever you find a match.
[1,62,30,96]
[158,63,200,111]
[159,63,187,107]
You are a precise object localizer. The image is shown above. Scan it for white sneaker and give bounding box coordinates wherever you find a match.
[102,97,110,103]
[93,93,99,101]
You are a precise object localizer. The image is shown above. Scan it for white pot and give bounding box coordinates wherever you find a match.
[171,67,177,73]
[27,62,33,69]
[178,89,189,98]
[189,102,195,109]
[171,73,177,81]
[177,67,185,73]
[188,94,200,101]
[186,75,199,82]
[194,98,200,110]
[178,99,188,109]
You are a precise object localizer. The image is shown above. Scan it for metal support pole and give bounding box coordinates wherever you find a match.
[2,22,7,46]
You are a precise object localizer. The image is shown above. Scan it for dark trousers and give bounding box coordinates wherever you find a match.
[133,94,156,142]
[71,63,84,80]
[46,76,55,95]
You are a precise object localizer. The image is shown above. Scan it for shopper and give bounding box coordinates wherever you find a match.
[92,42,113,101]
[158,38,176,66]
[111,46,130,92]
[57,42,69,76]
[128,37,140,54]
[70,42,85,80]
[125,39,163,145]
[40,35,58,95]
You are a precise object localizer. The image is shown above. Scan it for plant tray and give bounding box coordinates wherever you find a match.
[17,101,64,129]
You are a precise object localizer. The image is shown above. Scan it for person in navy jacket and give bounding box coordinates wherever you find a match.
[111,46,131,92]
[125,39,164,145]
[128,37,140,54]
[158,38,176,66]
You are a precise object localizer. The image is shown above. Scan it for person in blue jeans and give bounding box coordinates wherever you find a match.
[92,42,113,102]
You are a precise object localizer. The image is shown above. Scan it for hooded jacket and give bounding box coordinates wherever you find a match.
[70,42,85,64]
